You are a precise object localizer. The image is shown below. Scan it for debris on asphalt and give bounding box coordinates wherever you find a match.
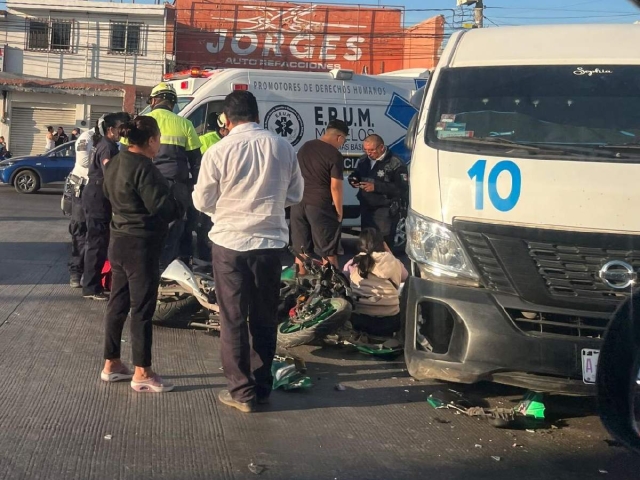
[248,462,266,475]
[272,356,312,391]
[516,391,546,419]
[433,417,450,424]
[104,434,113,440]
[475,444,482,448]
[512,443,523,448]
[426,387,559,432]
[491,456,502,462]
[335,383,347,391]
[427,389,473,410]
[599,470,608,474]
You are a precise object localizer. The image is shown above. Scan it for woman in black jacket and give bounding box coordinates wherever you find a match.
[100,116,184,393]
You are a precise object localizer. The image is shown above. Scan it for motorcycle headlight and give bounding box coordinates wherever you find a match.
[406,210,480,287]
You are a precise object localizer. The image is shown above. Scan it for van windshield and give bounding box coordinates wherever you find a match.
[138,96,193,116]
[426,65,640,159]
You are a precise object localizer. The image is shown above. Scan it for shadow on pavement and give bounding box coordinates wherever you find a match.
[0,217,68,222]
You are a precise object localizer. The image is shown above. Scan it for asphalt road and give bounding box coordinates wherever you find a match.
[0,184,639,480]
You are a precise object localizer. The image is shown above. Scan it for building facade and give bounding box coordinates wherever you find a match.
[171,0,445,75]
[0,0,167,156]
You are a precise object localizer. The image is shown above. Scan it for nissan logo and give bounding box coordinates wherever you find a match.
[598,261,637,290]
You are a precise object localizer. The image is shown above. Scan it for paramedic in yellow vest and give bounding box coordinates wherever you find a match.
[143,82,201,270]
[199,112,229,154]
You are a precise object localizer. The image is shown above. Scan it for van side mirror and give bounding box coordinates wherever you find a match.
[404,114,419,152]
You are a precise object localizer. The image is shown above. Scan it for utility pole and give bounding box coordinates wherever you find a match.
[474,0,484,28]
[457,0,484,28]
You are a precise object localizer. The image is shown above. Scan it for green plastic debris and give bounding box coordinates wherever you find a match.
[272,359,312,391]
[516,391,546,419]
[281,266,297,281]
[354,342,403,359]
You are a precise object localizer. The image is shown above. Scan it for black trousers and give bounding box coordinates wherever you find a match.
[159,181,190,272]
[351,312,401,337]
[212,243,282,403]
[196,213,213,262]
[361,206,398,248]
[68,194,86,276]
[179,205,199,261]
[104,235,163,368]
[82,181,111,295]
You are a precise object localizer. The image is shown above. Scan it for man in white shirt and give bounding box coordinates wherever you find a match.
[67,127,95,288]
[193,91,304,413]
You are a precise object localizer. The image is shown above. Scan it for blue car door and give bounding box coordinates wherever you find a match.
[40,143,76,182]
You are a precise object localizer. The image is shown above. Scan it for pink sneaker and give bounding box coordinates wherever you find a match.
[131,375,174,393]
[101,364,133,382]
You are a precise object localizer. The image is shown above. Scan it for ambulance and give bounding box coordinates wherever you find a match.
[154,67,429,249]
[403,24,640,395]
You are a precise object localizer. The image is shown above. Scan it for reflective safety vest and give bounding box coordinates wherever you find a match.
[122,106,201,182]
[147,107,200,182]
[199,131,222,154]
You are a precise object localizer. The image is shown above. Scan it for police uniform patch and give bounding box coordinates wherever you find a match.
[401,173,408,181]
[77,140,87,150]
[377,170,385,178]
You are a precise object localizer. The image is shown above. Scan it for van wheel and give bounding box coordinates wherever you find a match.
[392,216,407,254]
[14,170,40,194]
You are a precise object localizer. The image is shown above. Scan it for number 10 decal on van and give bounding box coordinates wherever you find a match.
[159,67,429,241]
[402,24,640,396]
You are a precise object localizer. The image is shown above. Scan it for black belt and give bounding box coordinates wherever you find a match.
[87,178,104,185]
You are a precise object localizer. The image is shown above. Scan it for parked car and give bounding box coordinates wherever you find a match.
[0,141,76,194]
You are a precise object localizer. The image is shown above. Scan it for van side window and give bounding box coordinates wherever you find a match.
[203,101,224,134]
[187,104,207,135]
[187,100,225,135]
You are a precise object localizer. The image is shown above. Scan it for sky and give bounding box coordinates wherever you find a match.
[322,0,640,26]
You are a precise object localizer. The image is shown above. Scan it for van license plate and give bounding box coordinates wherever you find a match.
[581,349,599,384]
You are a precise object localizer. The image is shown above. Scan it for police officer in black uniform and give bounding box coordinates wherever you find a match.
[82,112,131,300]
[349,134,409,249]
[66,126,96,287]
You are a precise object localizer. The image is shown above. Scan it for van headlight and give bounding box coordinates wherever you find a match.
[406,211,480,287]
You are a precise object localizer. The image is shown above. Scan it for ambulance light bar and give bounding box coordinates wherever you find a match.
[163,67,215,81]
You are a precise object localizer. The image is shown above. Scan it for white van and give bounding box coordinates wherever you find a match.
[155,67,428,248]
[403,24,640,395]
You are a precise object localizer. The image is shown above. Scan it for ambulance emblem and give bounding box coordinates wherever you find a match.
[264,105,305,147]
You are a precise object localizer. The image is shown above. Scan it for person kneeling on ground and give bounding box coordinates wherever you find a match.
[100,116,186,393]
[343,228,408,337]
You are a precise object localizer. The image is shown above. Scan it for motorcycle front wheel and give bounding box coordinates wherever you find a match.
[276,297,352,350]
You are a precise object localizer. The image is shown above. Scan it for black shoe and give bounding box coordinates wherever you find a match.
[256,396,270,405]
[83,292,109,301]
[218,390,255,413]
[70,276,81,288]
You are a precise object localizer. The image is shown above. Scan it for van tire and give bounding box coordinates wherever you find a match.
[392,215,407,254]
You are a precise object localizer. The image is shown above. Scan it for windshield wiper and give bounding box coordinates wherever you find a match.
[441,137,625,159]
[597,142,640,150]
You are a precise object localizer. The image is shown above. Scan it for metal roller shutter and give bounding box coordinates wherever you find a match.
[89,109,114,130]
[10,106,76,157]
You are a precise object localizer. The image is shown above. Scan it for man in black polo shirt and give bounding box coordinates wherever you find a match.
[290,119,348,273]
